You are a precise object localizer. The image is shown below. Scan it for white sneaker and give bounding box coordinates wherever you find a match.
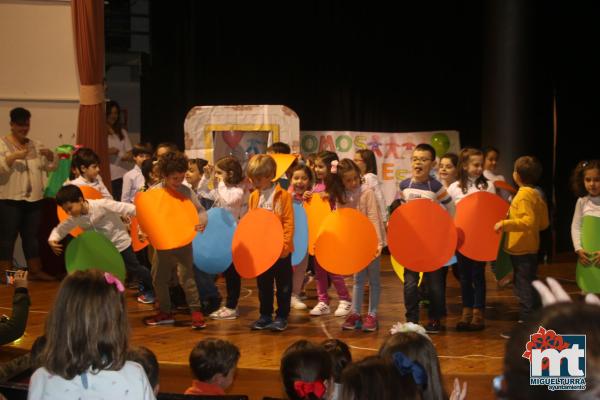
[209,306,239,320]
[309,302,331,316]
[291,295,307,310]
[334,300,352,317]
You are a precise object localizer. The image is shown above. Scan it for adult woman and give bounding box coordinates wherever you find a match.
[106,100,132,200]
[0,107,56,280]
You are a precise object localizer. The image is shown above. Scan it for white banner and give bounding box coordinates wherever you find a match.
[300,130,461,205]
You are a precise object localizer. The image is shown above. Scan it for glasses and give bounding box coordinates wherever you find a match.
[411,157,432,163]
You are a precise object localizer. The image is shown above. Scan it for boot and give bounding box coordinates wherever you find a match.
[456,307,473,331]
[27,258,55,281]
[468,307,485,331]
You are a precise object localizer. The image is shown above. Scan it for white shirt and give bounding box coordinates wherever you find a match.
[69,176,113,200]
[362,172,388,222]
[196,176,245,220]
[571,195,600,251]
[108,130,133,181]
[121,165,145,203]
[447,176,496,204]
[49,199,136,252]
[258,184,277,210]
[28,361,155,400]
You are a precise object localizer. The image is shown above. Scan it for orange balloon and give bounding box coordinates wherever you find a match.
[130,216,149,252]
[304,195,332,255]
[315,208,378,275]
[455,191,510,261]
[56,186,103,237]
[134,188,199,250]
[494,180,517,195]
[232,209,284,279]
[387,199,456,272]
[270,153,297,181]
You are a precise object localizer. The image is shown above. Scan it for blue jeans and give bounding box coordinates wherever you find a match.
[457,253,486,309]
[510,253,541,320]
[404,267,446,322]
[120,245,153,293]
[352,257,381,316]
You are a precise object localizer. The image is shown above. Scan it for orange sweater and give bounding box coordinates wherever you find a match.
[248,184,295,256]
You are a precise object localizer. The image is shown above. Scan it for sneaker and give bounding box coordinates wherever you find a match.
[251,315,273,330]
[209,306,239,320]
[341,313,362,330]
[191,311,206,330]
[137,292,155,304]
[334,300,352,317]
[270,317,288,331]
[291,295,307,310]
[309,302,331,316]
[362,314,378,332]
[143,312,175,326]
[425,320,442,334]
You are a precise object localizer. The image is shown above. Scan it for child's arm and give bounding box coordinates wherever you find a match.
[121,173,133,203]
[280,193,295,258]
[48,218,80,255]
[196,174,216,201]
[216,182,244,208]
[363,190,384,256]
[436,186,455,217]
[570,198,594,265]
[365,174,389,223]
[100,198,137,218]
[496,198,536,232]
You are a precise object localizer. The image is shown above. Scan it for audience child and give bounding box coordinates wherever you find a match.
[0,270,29,345]
[321,339,352,400]
[69,147,112,199]
[127,346,160,396]
[121,143,152,203]
[280,341,333,400]
[185,338,240,395]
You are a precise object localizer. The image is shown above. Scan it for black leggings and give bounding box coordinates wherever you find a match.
[0,199,42,262]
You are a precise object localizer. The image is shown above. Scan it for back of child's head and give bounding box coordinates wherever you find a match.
[321,339,351,383]
[216,156,244,185]
[570,159,600,197]
[10,107,31,124]
[71,147,100,174]
[457,147,488,193]
[141,158,157,185]
[55,184,84,206]
[280,341,332,400]
[413,143,436,161]
[483,146,500,159]
[356,149,378,175]
[247,154,276,181]
[39,269,128,380]
[379,332,445,400]
[189,338,240,382]
[128,346,159,390]
[267,142,291,154]
[132,143,153,158]
[440,152,458,167]
[158,151,188,177]
[514,155,543,186]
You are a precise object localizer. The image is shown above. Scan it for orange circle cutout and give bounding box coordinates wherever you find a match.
[232,209,284,279]
[304,195,332,255]
[134,188,199,250]
[494,180,517,195]
[130,216,149,252]
[455,191,510,261]
[387,199,456,272]
[314,208,378,275]
[56,186,103,237]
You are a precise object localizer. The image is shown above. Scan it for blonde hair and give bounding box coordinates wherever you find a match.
[247,154,276,180]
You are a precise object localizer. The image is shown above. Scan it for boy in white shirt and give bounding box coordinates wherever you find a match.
[121,144,152,203]
[69,148,113,199]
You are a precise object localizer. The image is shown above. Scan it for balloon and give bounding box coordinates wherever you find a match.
[304,195,332,255]
[222,131,244,149]
[314,208,378,275]
[271,153,297,182]
[292,203,308,266]
[56,186,103,237]
[391,256,423,286]
[65,231,126,282]
[193,208,237,274]
[430,132,450,157]
[576,216,600,293]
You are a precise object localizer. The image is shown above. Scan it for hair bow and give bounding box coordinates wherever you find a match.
[330,160,339,174]
[293,380,326,398]
[104,272,125,292]
[392,351,428,387]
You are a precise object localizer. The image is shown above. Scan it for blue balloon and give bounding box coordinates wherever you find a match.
[292,202,309,266]
[193,208,237,274]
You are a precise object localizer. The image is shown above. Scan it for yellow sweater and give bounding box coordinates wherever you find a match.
[502,186,549,255]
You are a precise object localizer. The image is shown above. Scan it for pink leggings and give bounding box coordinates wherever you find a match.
[314,258,351,303]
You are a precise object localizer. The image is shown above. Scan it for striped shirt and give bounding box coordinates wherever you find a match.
[398,177,455,215]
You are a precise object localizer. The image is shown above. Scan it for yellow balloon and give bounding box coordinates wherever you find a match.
[391,256,423,286]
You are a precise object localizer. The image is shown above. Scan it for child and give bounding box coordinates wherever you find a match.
[397,143,454,333]
[267,141,294,189]
[438,152,459,189]
[247,154,294,331]
[354,149,388,223]
[494,156,549,325]
[28,270,155,399]
[140,158,160,191]
[49,184,155,304]
[280,341,333,400]
[185,338,240,395]
[198,156,245,320]
[127,346,160,396]
[288,164,314,310]
[69,147,112,199]
[483,146,512,201]
[185,158,214,209]
[142,151,207,329]
[121,143,152,203]
[570,159,600,266]
[321,339,351,400]
[308,151,352,317]
[448,148,496,331]
[335,159,385,332]
[154,142,178,159]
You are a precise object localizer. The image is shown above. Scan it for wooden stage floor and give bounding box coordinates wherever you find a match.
[0,254,580,399]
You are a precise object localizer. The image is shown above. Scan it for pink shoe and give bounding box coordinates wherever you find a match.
[341,313,362,330]
[362,314,378,332]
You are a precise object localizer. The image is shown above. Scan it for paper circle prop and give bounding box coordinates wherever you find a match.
[56,185,103,237]
[292,202,309,266]
[576,216,600,293]
[232,209,284,279]
[134,188,200,250]
[454,191,510,261]
[314,208,378,275]
[391,256,423,286]
[271,153,297,182]
[387,199,456,272]
[130,216,149,252]
[65,231,126,282]
[193,208,237,274]
[493,180,517,195]
[304,195,331,255]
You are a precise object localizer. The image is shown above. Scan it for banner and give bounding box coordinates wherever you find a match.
[300,130,460,205]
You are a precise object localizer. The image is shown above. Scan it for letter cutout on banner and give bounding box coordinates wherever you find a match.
[314,208,378,275]
[576,216,600,293]
[271,153,297,182]
[387,199,457,272]
[232,209,284,279]
[193,208,237,274]
[65,231,126,282]
[304,195,332,255]
[292,202,309,266]
[454,191,509,261]
[134,188,200,250]
[56,186,103,237]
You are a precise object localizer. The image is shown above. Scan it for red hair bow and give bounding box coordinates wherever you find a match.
[293,380,326,398]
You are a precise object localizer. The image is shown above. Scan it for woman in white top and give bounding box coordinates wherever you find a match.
[106,100,133,200]
[0,108,56,280]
